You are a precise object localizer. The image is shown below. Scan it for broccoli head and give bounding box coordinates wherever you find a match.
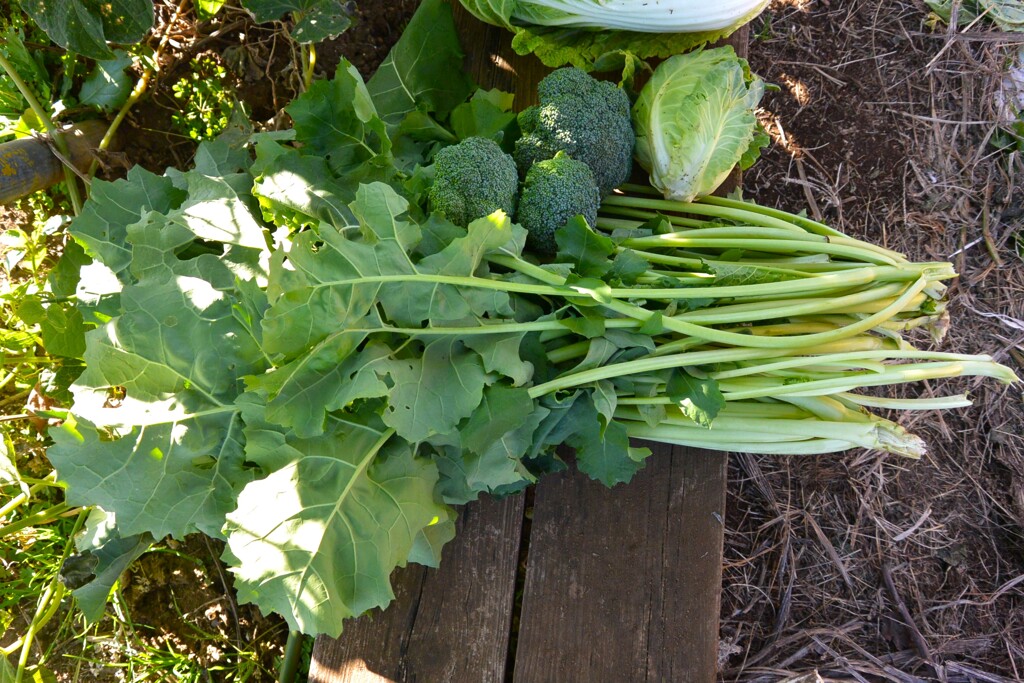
[517,152,601,256]
[514,67,635,197]
[428,137,519,227]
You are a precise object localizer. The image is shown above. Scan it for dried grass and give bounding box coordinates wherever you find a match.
[722,1,1024,680]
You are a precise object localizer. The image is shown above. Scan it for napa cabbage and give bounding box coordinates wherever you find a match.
[457,0,770,69]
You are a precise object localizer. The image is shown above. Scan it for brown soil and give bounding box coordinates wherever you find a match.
[723,2,1024,681]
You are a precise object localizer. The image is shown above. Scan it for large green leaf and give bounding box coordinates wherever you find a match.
[242,0,353,43]
[456,0,515,28]
[666,368,725,429]
[48,275,267,539]
[224,413,450,636]
[383,336,487,442]
[252,146,357,230]
[286,62,392,177]
[567,393,649,487]
[62,508,152,623]
[431,385,543,503]
[367,0,473,127]
[21,0,154,59]
[0,25,50,111]
[511,24,739,71]
[79,51,133,112]
[254,188,523,439]
[70,167,186,277]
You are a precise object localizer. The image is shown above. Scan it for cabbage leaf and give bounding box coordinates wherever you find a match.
[632,47,765,202]
[457,0,769,69]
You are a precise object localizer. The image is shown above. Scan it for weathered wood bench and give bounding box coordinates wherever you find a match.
[310,7,746,681]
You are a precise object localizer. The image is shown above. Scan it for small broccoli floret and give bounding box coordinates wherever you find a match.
[428,137,519,227]
[515,67,635,197]
[517,152,601,256]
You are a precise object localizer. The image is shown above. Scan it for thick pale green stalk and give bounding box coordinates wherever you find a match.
[618,407,925,457]
[836,392,973,410]
[490,252,937,350]
[718,360,1017,400]
[603,193,821,234]
[618,183,847,238]
[620,233,901,265]
[710,349,1004,380]
[14,509,88,683]
[528,346,787,398]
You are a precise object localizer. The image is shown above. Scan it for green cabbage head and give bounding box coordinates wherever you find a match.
[632,47,765,202]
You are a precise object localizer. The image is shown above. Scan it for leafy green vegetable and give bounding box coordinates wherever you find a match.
[242,0,354,42]
[926,0,1024,31]
[366,0,474,127]
[225,410,447,636]
[458,0,770,69]
[79,51,133,112]
[285,63,393,178]
[632,47,765,202]
[20,0,153,59]
[62,509,152,623]
[45,0,1019,640]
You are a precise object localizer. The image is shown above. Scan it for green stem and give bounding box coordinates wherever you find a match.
[0,52,82,214]
[490,253,934,350]
[344,318,641,337]
[718,360,1017,400]
[14,509,88,683]
[301,43,317,91]
[668,283,909,326]
[620,411,924,458]
[619,234,900,266]
[603,266,928,302]
[528,347,787,398]
[603,192,817,234]
[0,473,62,520]
[836,392,973,410]
[710,349,1002,380]
[0,503,72,538]
[618,184,847,238]
[312,272,572,298]
[278,630,306,683]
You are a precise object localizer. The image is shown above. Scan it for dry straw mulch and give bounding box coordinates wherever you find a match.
[721,1,1024,681]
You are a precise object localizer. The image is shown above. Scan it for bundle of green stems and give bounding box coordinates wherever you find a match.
[476,186,1019,457]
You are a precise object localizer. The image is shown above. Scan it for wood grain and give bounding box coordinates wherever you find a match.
[309,493,525,683]
[510,446,727,683]
[451,2,551,108]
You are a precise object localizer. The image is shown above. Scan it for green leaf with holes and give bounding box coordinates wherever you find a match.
[241,0,353,43]
[21,0,154,59]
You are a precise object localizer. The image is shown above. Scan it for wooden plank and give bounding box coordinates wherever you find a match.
[511,25,749,681]
[451,1,551,108]
[309,492,525,683]
[511,446,727,683]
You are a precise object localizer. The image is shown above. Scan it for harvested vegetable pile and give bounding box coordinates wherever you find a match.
[48,0,1018,639]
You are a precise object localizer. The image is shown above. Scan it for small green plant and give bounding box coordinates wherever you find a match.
[171,55,237,142]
